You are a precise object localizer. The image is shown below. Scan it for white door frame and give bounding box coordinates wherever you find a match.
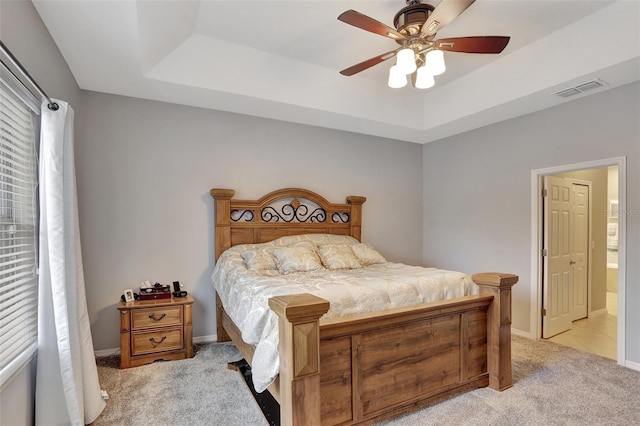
[530,157,626,365]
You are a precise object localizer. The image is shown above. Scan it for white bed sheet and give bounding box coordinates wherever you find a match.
[211,235,478,393]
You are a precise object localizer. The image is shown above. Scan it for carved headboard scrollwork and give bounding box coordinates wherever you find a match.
[210,188,366,260]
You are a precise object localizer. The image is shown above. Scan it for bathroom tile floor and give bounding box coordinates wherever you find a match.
[547,292,617,360]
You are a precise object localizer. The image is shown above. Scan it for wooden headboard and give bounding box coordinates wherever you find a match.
[210,188,366,260]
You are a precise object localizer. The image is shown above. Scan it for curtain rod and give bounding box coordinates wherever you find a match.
[0,41,59,111]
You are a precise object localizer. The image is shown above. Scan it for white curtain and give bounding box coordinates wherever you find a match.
[35,100,105,425]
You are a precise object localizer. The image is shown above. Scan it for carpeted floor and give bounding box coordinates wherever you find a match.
[92,343,267,426]
[92,336,640,426]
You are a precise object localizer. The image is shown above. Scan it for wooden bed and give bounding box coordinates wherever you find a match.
[210,187,518,426]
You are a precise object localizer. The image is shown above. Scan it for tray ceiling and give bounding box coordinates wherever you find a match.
[33,1,640,143]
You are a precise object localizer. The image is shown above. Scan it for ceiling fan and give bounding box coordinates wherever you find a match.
[338,0,510,89]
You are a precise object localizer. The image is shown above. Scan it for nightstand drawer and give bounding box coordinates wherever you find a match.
[131,306,183,330]
[131,327,184,355]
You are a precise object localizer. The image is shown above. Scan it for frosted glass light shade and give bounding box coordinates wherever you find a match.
[415,66,435,89]
[388,65,407,88]
[425,49,446,76]
[396,48,417,74]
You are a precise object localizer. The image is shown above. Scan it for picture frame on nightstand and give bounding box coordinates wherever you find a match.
[123,289,134,302]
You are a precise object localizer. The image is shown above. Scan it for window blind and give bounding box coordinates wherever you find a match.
[0,82,38,379]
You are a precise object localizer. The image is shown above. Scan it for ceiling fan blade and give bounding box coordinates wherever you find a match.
[420,0,476,37]
[338,10,405,41]
[435,36,511,53]
[435,36,510,53]
[340,49,399,76]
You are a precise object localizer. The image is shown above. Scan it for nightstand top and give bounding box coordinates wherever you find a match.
[117,295,194,310]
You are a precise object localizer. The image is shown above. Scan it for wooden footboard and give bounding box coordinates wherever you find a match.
[265,272,517,426]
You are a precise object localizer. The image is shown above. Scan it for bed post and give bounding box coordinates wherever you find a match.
[472,272,518,391]
[269,294,330,426]
[346,196,366,241]
[210,188,235,342]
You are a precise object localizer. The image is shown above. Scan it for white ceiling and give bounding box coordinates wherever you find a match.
[33,0,640,144]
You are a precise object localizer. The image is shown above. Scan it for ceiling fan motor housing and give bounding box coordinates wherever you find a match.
[393,2,435,38]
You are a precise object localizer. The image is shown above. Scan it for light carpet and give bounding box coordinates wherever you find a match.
[92,337,640,425]
[92,343,267,426]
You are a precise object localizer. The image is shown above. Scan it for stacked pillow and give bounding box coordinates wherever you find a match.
[273,241,323,274]
[318,244,361,270]
[350,243,387,266]
[241,247,278,271]
[238,235,386,274]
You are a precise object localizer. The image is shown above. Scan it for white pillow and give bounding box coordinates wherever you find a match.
[240,248,278,271]
[318,244,361,270]
[351,243,386,266]
[272,243,323,274]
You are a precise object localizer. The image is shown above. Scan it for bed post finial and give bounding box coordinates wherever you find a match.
[210,189,235,261]
[346,196,366,241]
[472,272,518,391]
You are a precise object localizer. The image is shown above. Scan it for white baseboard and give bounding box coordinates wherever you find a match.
[95,334,219,358]
[194,334,217,344]
[95,347,120,357]
[511,327,534,339]
[590,308,608,316]
[625,359,640,372]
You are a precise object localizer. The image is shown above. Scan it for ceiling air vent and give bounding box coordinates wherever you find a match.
[554,79,608,98]
[575,80,605,92]
[555,88,582,98]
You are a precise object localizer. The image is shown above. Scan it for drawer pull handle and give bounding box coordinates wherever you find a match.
[148,313,166,321]
[149,336,167,345]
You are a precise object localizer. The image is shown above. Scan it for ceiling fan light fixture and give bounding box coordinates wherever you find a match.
[388,65,407,88]
[415,66,435,89]
[425,49,446,76]
[396,48,417,74]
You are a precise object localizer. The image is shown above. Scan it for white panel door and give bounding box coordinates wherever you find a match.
[571,183,589,321]
[543,175,573,338]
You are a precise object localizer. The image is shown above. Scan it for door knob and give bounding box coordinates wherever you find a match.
[569,260,576,265]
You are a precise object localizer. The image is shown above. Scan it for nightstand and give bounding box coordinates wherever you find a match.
[117,295,195,368]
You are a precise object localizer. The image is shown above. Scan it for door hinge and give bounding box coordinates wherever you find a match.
[542,189,548,197]
[541,308,547,317]
[541,248,548,257]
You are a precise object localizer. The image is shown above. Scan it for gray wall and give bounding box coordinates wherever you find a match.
[422,82,640,363]
[0,1,82,425]
[77,91,424,350]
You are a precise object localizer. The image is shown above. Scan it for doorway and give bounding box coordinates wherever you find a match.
[531,158,626,365]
